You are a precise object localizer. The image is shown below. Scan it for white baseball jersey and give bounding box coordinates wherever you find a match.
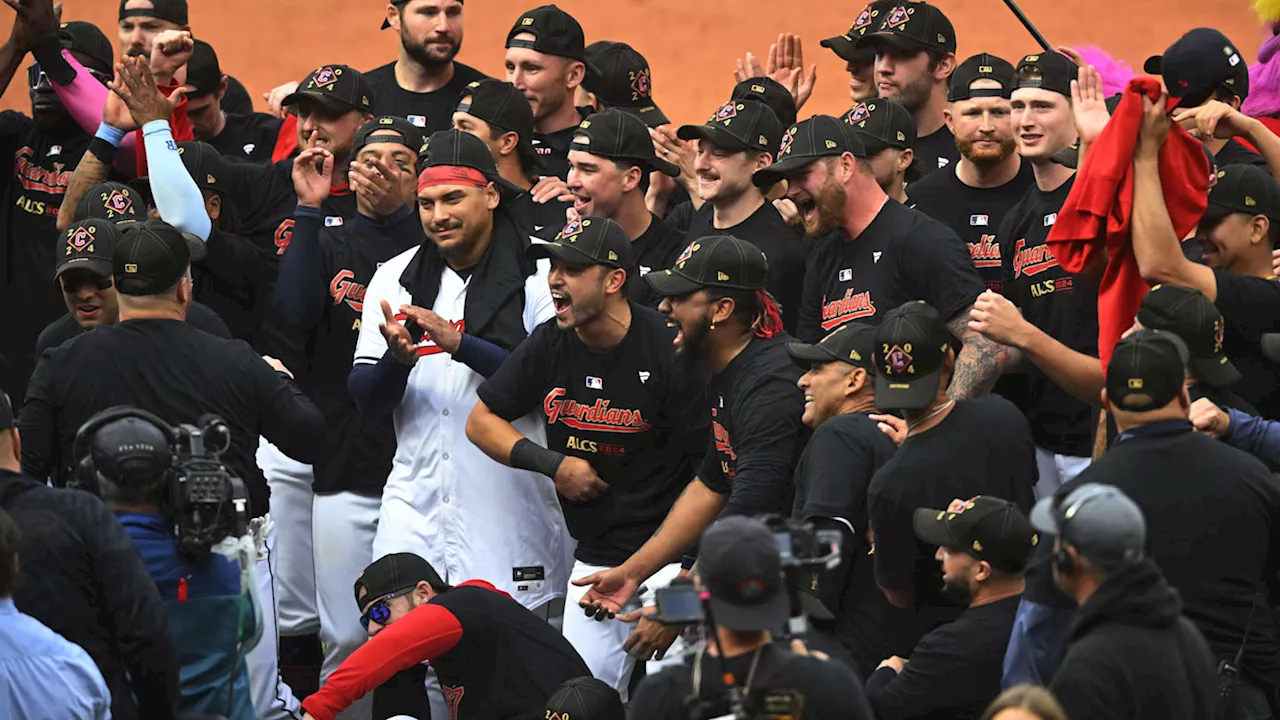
[355,246,570,610]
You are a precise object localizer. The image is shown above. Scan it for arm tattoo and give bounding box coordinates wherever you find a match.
[57,149,111,231]
[947,307,1013,400]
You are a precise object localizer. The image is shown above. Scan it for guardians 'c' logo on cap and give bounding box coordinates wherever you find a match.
[847,102,872,124]
[854,6,877,31]
[885,5,911,28]
[67,225,94,252]
[779,127,797,155]
[713,102,739,123]
[310,66,340,89]
[630,68,651,100]
[1213,318,1225,354]
[883,343,914,375]
[103,188,132,216]
[558,216,582,239]
[675,241,699,266]
[738,577,765,599]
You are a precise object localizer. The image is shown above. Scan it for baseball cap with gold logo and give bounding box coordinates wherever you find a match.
[1137,285,1239,389]
[644,235,769,297]
[842,97,915,154]
[1202,164,1280,225]
[821,1,895,64]
[788,321,877,370]
[677,99,782,155]
[913,496,1037,573]
[752,115,866,188]
[282,64,375,114]
[527,216,634,270]
[855,1,956,54]
[872,301,957,410]
[56,219,122,279]
[1105,329,1190,412]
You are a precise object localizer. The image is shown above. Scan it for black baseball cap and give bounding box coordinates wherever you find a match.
[1014,52,1079,98]
[89,415,173,487]
[527,216,634,270]
[873,301,956,411]
[788,322,877,370]
[1030,483,1147,569]
[506,5,591,64]
[58,21,113,75]
[456,79,541,170]
[843,98,915,153]
[753,115,865,188]
[821,1,894,64]
[354,553,447,607]
[698,516,790,632]
[731,77,797,128]
[353,116,428,157]
[1105,328,1190,412]
[571,109,680,177]
[583,41,668,128]
[1146,28,1249,109]
[56,220,121,279]
[420,128,525,198]
[677,99,782,155]
[913,496,1037,573]
[544,677,625,720]
[1138,285,1240,389]
[76,181,146,225]
[646,235,769,296]
[1203,164,1280,223]
[949,53,1016,101]
[856,1,957,54]
[113,219,192,296]
[118,0,187,25]
[184,40,222,99]
[175,141,227,196]
[283,65,375,115]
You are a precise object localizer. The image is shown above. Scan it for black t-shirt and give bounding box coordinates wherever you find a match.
[207,112,284,165]
[532,107,593,181]
[303,214,423,497]
[363,61,491,136]
[700,335,809,518]
[510,192,572,237]
[221,75,254,116]
[912,125,960,179]
[193,225,274,341]
[626,214,688,309]
[630,643,875,720]
[906,159,1036,293]
[18,319,324,515]
[684,201,808,333]
[476,305,705,566]
[1212,269,1280,420]
[1214,139,1267,168]
[865,594,1022,720]
[867,396,1037,634]
[797,200,983,343]
[999,176,1100,456]
[34,302,231,357]
[1026,424,1280,689]
[430,584,591,720]
[792,412,911,675]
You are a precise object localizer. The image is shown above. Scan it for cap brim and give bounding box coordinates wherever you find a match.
[855,31,928,52]
[644,268,705,296]
[649,154,681,178]
[874,366,943,411]
[1201,200,1238,224]
[677,124,753,152]
[1143,55,1162,75]
[707,591,790,632]
[55,256,113,279]
[526,241,613,268]
[1262,334,1280,364]
[752,153,824,188]
[820,35,875,63]
[183,232,208,262]
[381,18,392,30]
[912,508,959,548]
[1189,354,1242,389]
[282,90,357,114]
[1050,144,1080,169]
[786,342,841,366]
[614,103,670,129]
[1029,496,1061,535]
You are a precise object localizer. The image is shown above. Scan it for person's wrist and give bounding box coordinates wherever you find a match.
[1242,115,1265,141]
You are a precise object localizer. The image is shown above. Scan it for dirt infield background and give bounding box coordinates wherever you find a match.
[0,1,1267,125]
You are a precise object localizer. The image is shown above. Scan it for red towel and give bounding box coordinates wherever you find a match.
[1046,77,1210,369]
[1233,116,1280,154]
[132,79,193,177]
[273,114,300,163]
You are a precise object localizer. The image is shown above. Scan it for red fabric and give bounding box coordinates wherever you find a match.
[132,79,193,177]
[300,580,501,720]
[1234,117,1280,154]
[418,165,489,192]
[1046,77,1210,369]
[273,114,300,162]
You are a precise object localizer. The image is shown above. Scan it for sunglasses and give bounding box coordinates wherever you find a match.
[28,63,112,89]
[359,587,414,631]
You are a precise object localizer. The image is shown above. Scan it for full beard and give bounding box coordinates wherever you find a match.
[940,576,976,606]
[958,135,1017,167]
[676,312,714,364]
[803,179,848,238]
[404,33,461,68]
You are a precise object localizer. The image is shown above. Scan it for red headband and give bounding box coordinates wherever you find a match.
[417,166,489,193]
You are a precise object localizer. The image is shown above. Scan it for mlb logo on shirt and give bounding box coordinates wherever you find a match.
[408,115,427,127]
[970,214,989,227]
[586,376,603,390]
[839,268,853,281]
[325,217,344,227]
[1043,213,1057,227]
[47,145,61,157]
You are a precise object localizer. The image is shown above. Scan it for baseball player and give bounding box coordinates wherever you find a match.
[467,216,704,698]
[820,1,893,103]
[843,98,917,204]
[184,39,282,164]
[350,127,569,720]
[505,5,595,180]
[271,116,426,720]
[856,1,960,175]
[579,41,668,129]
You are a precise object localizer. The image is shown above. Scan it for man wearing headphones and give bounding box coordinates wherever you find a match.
[1030,482,1220,720]
[81,406,258,720]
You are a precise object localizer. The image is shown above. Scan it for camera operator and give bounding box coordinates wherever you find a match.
[18,218,325,517]
[83,406,258,719]
[629,516,873,720]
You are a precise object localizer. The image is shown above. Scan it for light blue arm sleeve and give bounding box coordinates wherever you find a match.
[142,119,212,241]
[1222,407,1280,471]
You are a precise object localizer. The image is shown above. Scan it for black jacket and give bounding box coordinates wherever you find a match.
[1050,559,1220,720]
[0,469,179,720]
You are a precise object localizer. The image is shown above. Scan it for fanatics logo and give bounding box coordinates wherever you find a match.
[938,157,950,169]
[586,376,603,390]
[970,214,989,226]
[839,268,853,281]
[638,370,651,384]
[872,251,882,263]
[243,143,256,154]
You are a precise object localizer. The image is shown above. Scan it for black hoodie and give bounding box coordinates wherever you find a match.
[1051,558,1221,720]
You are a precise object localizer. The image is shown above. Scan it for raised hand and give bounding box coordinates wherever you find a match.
[379,299,420,366]
[768,33,817,111]
[148,29,193,85]
[399,304,462,355]
[349,155,405,216]
[1070,64,1110,148]
[109,55,186,127]
[3,0,61,52]
[571,566,640,620]
[264,80,300,118]
[292,146,334,209]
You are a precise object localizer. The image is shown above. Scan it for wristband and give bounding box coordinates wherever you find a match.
[95,123,128,147]
[509,438,566,479]
[88,137,119,166]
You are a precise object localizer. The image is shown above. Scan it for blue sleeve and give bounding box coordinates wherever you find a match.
[143,120,212,241]
[348,353,413,419]
[1001,597,1075,689]
[271,205,326,329]
[452,333,511,379]
[1223,408,1280,471]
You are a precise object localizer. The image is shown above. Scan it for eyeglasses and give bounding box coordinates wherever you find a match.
[28,63,112,89]
[359,587,414,631]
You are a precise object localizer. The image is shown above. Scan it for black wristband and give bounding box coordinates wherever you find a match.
[32,36,76,87]
[509,438,566,479]
[88,137,119,166]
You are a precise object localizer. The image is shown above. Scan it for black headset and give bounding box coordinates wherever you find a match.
[72,406,176,493]
[1051,490,1104,576]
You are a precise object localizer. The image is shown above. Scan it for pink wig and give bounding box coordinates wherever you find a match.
[1242,29,1280,118]
[1072,46,1135,97]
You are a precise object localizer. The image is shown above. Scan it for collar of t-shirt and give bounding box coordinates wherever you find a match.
[1115,418,1193,444]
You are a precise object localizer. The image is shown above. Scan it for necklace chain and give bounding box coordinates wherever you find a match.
[908,399,955,433]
